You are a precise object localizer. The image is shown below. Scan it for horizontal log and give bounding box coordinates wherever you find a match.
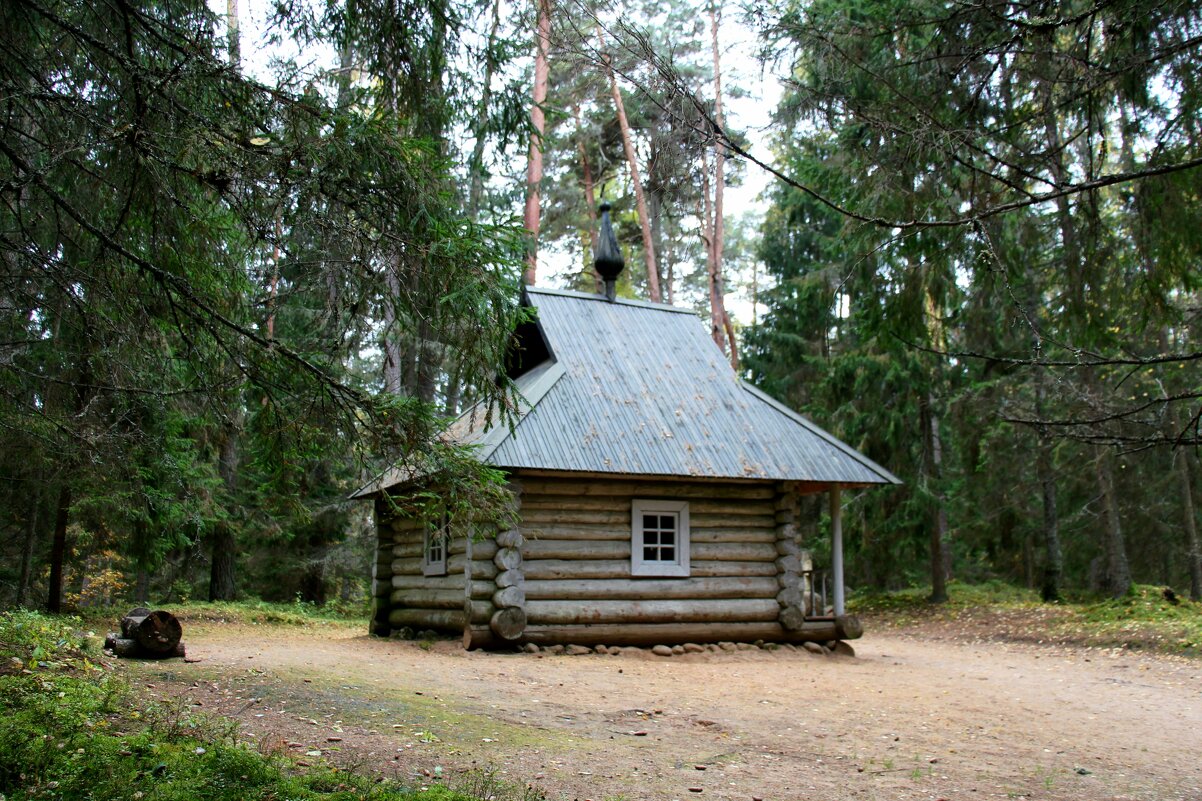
[393,541,424,559]
[526,599,780,626]
[520,508,629,526]
[372,580,392,598]
[454,538,496,558]
[521,524,629,541]
[523,539,630,560]
[522,559,780,581]
[467,559,498,581]
[691,528,776,544]
[691,513,776,529]
[463,625,496,650]
[390,519,424,533]
[517,620,846,647]
[391,553,473,577]
[520,479,775,500]
[522,576,781,601]
[391,588,466,610]
[387,608,465,630]
[466,600,495,624]
[390,574,465,591]
[691,542,777,562]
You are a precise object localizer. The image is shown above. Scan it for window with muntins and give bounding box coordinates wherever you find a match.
[631,499,690,577]
[422,515,450,576]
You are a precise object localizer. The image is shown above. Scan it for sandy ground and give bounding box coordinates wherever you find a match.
[125,623,1202,801]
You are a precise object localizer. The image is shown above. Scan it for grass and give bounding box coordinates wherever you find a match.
[0,610,536,801]
[850,580,1202,656]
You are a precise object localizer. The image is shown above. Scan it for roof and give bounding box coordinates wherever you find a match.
[434,286,900,486]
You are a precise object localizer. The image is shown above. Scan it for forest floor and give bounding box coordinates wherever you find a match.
[121,609,1202,801]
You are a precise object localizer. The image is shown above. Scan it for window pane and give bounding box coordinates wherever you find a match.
[643,514,658,529]
[661,546,675,560]
[646,530,660,545]
[659,514,675,530]
[644,546,658,561]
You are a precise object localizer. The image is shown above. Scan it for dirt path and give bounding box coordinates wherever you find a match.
[127,624,1202,801]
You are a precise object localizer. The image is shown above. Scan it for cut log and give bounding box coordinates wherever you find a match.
[495,569,524,589]
[492,586,526,608]
[489,607,527,640]
[834,614,864,640]
[464,600,496,624]
[107,635,185,659]
[493,547,522,571]
[120,609,182,655]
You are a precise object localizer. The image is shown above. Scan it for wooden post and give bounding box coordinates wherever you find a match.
[830,486,844,616]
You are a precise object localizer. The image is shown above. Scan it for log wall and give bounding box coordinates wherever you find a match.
[374,473,850,648]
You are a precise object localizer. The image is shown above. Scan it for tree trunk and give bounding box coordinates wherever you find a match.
[46,484,71,613]
[1172,409,1202,599]
[15,490,40,608]
[1094,444,1131,597]
[923,395,949,603]
[1035,375,1063,601]
[209,422,239,601]
[602,51,660,302]
[708,3,736,370]
[522,0,551,285]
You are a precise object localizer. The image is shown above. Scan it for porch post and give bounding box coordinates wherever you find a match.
[830,485,845,616]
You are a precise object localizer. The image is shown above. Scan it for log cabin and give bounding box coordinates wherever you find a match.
[353,206,900,649]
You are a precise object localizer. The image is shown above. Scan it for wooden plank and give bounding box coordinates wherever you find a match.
[393,541,424,559]
[691,542,778,562]
[525,598,780,625]
[518,620,842,647]
[522,576,780,601]
[523,539,631,560]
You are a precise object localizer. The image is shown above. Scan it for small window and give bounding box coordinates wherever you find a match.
[631,499,690,577]
[422,515,450,576]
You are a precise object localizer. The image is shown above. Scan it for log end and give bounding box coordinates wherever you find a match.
[834,614,864,640]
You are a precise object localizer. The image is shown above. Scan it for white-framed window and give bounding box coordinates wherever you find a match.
[631,499,690,577]
[422,515,450,576]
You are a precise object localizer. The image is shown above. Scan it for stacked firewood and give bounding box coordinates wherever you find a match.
[104,607,185,659]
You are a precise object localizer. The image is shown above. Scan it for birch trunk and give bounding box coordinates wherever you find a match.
[708,3,736,369]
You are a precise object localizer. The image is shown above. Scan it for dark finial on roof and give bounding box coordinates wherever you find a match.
[594,202,624,302]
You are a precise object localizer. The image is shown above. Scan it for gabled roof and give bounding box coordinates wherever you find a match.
[441,286,899,486]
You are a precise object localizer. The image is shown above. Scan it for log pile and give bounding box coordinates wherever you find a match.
[104,607,186,659]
